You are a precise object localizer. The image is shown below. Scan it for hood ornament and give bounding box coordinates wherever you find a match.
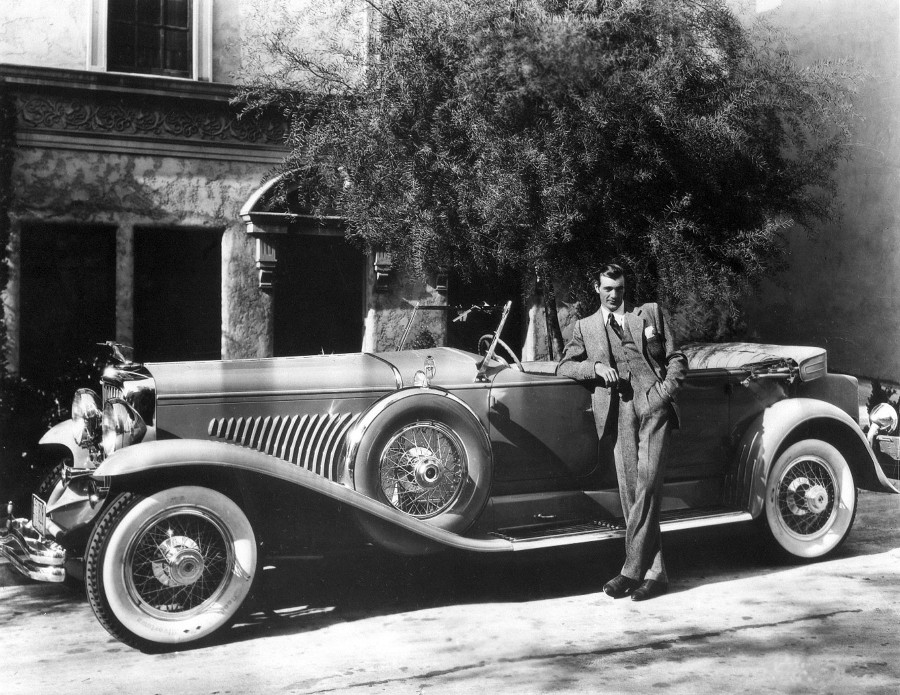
[97,341,136,366]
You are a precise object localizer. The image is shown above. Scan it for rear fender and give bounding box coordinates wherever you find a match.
[93,439,513,553]
[731,398,898,518]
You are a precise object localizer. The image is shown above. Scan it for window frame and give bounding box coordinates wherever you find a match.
[87,0,213,81]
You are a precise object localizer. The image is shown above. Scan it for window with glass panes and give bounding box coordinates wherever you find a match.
[107,0,192,77]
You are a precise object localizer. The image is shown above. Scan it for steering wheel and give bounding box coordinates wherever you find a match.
[477,334,524,371]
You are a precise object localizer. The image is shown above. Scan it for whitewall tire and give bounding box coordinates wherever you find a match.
[763,439,857,560]
[86,486,257,650]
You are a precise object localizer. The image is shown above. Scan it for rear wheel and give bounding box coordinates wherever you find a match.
[762,440,857,560]
[85,486,257,650]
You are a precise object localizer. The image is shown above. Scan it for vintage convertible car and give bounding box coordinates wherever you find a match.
[1,304,896,650]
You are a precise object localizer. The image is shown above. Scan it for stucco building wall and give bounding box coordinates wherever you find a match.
[7,146,273,363]
[0,1,87,70]
[742,0,900,380]
[1,1,437,374]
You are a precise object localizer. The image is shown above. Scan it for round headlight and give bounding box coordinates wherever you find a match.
[101,399,147,455]
[72,388,102,447]
[870,402,898,434]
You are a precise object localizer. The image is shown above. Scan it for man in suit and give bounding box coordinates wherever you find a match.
[557,264,687,601]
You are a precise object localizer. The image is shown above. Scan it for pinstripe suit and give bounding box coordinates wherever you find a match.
[557,303,687,582]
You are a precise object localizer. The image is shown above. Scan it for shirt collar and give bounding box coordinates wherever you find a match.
[601,305,626,324]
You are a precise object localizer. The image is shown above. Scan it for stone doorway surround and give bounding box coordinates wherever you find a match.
[239,174,448,355]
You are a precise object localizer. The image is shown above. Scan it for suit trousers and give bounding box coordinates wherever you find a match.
[612,382,670,583]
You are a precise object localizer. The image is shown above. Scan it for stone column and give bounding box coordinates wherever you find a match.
[3,219,21,374]
[115,223,134,346]
[222,222,273,359]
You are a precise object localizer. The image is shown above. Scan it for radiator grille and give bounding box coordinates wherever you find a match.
[102,383,123,405]
[207,412,360,481]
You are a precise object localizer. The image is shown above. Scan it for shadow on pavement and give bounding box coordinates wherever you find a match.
[216,520,850,648]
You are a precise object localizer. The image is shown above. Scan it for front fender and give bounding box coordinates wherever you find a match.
[93,439,513,553]
[731,398,898,518]
[38,420,91,469]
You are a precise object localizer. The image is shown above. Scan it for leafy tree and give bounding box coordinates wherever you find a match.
[236,0,857,343]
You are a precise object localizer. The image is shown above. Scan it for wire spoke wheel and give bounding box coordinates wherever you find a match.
[125,508,233,617]
[763,439,856,560]
[379,421,466,518]
[86,486,257,649]
[775,457,836,536]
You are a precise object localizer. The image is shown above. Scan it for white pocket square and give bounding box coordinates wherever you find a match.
[644,326,658,339]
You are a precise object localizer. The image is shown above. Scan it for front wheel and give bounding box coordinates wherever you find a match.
[762,439,857,560]
[85,486,257,650]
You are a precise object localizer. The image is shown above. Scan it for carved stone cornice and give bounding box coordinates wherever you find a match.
[16,92,284,146]
[0,64,287,159]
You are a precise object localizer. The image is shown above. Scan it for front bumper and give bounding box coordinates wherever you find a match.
[1,508,66,583]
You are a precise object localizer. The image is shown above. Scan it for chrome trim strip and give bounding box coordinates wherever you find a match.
[306,415,332,476]
[365,352,404,390]
[157,386,393,401]
[274,416,290,453]
[320,413,353,480]
[287,414,311,464]
[293,415,317,466]
[302,416,330,472]
[507,511,754,551]
[208,412,359,481]
[277,415,299,460]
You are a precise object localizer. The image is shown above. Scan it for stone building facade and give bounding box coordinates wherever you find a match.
[0,0,446,380]
[2,1,895,382]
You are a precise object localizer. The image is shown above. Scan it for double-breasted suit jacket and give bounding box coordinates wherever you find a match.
[556,302,687,438]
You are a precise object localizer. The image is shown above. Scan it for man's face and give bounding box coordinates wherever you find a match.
[594,275,625,312]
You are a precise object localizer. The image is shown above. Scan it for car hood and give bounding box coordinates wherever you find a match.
[145,348,485,402]
[147,352,401,401]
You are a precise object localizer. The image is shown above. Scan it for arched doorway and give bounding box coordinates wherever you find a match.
[273,232,364,356]
[240,175,366,357]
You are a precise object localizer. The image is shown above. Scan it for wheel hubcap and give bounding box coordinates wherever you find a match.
[153,536,205,587]
[412,453,443,489]
[804,484,830,514]
[777,457,836,536]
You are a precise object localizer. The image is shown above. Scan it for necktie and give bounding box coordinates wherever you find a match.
[608,314,624,341]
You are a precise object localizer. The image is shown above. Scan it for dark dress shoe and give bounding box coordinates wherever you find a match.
[603,574,639,598]
[631,579,668,601]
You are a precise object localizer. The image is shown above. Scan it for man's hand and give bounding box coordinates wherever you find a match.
[594,362,619,387]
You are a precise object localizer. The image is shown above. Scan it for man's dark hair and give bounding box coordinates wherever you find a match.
[595,263,626,281]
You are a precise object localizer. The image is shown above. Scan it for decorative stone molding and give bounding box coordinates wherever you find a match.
[254,237,278,291]
[16,93,284,146]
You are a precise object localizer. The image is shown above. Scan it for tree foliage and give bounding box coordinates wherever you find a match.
[236,0,857,339]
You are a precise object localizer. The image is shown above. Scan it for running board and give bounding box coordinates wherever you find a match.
[489,509,753,551]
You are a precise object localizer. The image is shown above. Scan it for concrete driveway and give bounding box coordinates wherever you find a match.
[2,487,898,695]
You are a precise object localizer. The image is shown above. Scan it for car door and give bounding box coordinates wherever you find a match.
[666,370,733,481]
[488,367,599,485]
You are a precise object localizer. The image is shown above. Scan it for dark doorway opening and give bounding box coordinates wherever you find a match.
[134,227,222,362]
[447,268,526,357]
[19,223,116,381]
[273,234,365,356]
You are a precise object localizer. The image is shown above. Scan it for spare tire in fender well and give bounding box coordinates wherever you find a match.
[346,388,493,554]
